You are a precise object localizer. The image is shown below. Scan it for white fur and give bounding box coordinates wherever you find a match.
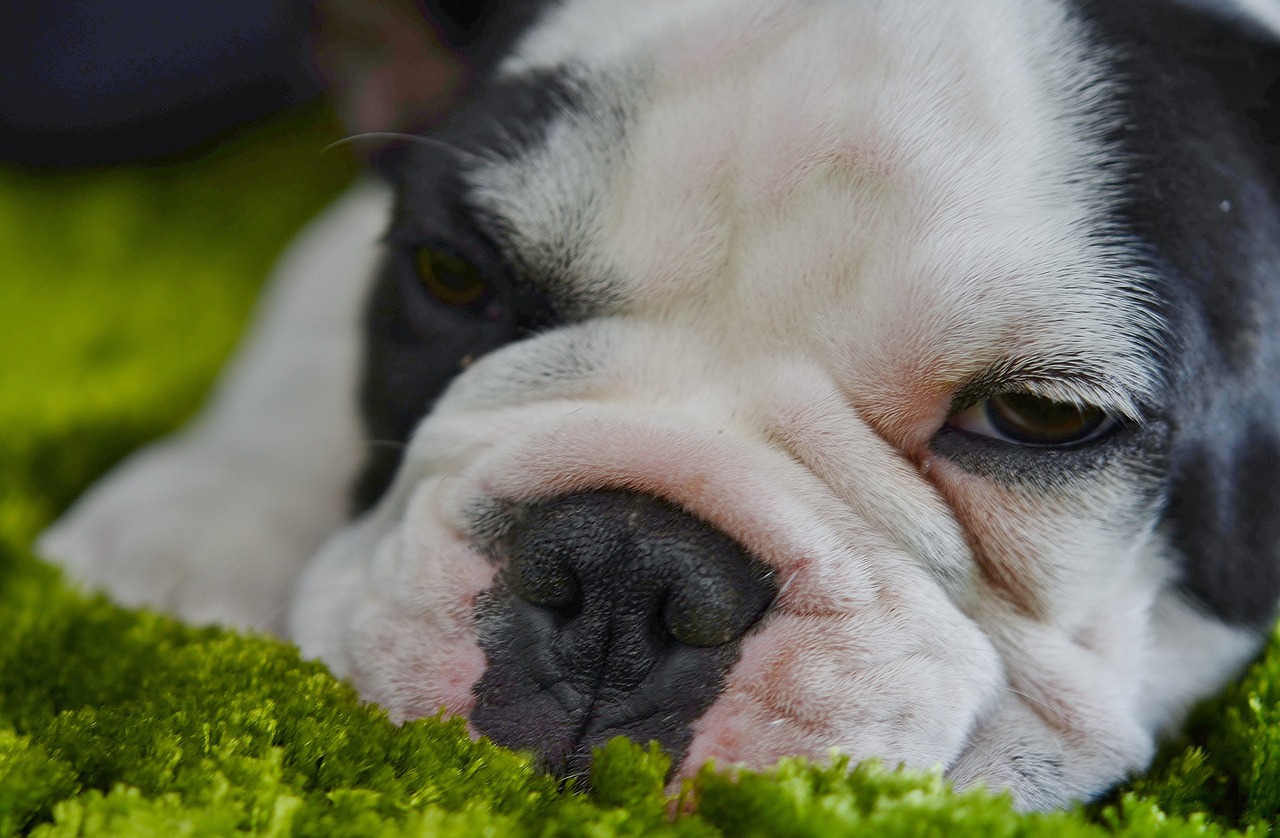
[40,180,388,632]
[1181,0,1280,34]
[294,0,1197,808]
[43,0,1263,812]
[1238,0,1280,32]
[1139,583,1261,732]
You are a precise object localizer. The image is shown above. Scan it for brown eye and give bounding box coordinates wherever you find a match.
[950,392,1111,446]
[986,393,1106,444]
[414,247,489,306]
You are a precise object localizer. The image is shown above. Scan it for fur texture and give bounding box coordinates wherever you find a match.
[41,0,1280,810]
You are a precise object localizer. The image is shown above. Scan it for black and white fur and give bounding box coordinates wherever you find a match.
[40,0,1280,810]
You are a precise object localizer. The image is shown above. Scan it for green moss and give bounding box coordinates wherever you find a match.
[2,103,1279,835]
[0,106,360,546]
[0,730,78,837]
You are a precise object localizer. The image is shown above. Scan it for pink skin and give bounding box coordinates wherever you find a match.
[346,479,497,723]
[361,406,1001,778]
[468,407,865,591]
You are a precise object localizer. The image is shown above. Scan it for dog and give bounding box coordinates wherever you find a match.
[38,0,1280,811]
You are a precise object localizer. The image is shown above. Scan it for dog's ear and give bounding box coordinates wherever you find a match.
[1169,1,1280,180]
[312,1,550,171]
[1109,2,1280,627]
[311,0,468,137]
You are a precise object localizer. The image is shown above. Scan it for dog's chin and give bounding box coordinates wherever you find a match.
[289,403,1004,782]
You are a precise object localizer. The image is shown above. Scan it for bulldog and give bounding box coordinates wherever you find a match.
[40,0,1280,810]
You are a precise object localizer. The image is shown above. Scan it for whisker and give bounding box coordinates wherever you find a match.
[775,570,801,598]
[252,599,294,635]
[1003,685,1069,725]
[323,132,484,162]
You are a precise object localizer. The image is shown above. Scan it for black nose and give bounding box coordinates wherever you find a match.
[505,491,774,647]
[469,490,776,779]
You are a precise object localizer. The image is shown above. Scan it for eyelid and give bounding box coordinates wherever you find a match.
[387,225,500,293]
[950,370,1146,427]
[385,225,483,262]
[948,398,1115,440]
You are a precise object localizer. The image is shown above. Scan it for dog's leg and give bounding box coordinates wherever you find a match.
[38,179,390,634]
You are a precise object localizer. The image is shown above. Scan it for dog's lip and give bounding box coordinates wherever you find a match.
[447,404,891,615]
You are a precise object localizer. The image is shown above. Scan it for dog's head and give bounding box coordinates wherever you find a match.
[293,0,1280,806]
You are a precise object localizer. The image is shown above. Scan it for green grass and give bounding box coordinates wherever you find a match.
[1,104,1278,836]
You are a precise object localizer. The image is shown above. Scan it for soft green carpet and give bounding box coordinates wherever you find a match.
[2,106,1278,837]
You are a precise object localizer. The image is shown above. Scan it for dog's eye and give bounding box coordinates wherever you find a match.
[948,393,1112,446]
[414,247,489,306]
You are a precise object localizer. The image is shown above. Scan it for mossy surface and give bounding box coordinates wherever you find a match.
[1,105,1278,836]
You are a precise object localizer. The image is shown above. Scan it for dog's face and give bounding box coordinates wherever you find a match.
[291,0,1280,808]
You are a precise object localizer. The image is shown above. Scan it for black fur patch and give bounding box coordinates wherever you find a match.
[411,0,559,69]
[1078,0,1280,625]
[354,71,583,510]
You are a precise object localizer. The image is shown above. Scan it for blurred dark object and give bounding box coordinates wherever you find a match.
[0,0,321,166]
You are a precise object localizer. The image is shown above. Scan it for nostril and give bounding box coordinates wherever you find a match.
[472,490,780,776]
[502,491,778,644]
[663,563,775,647]
[506,545,580,616]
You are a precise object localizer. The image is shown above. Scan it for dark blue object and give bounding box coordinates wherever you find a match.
[0,0,320,165]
